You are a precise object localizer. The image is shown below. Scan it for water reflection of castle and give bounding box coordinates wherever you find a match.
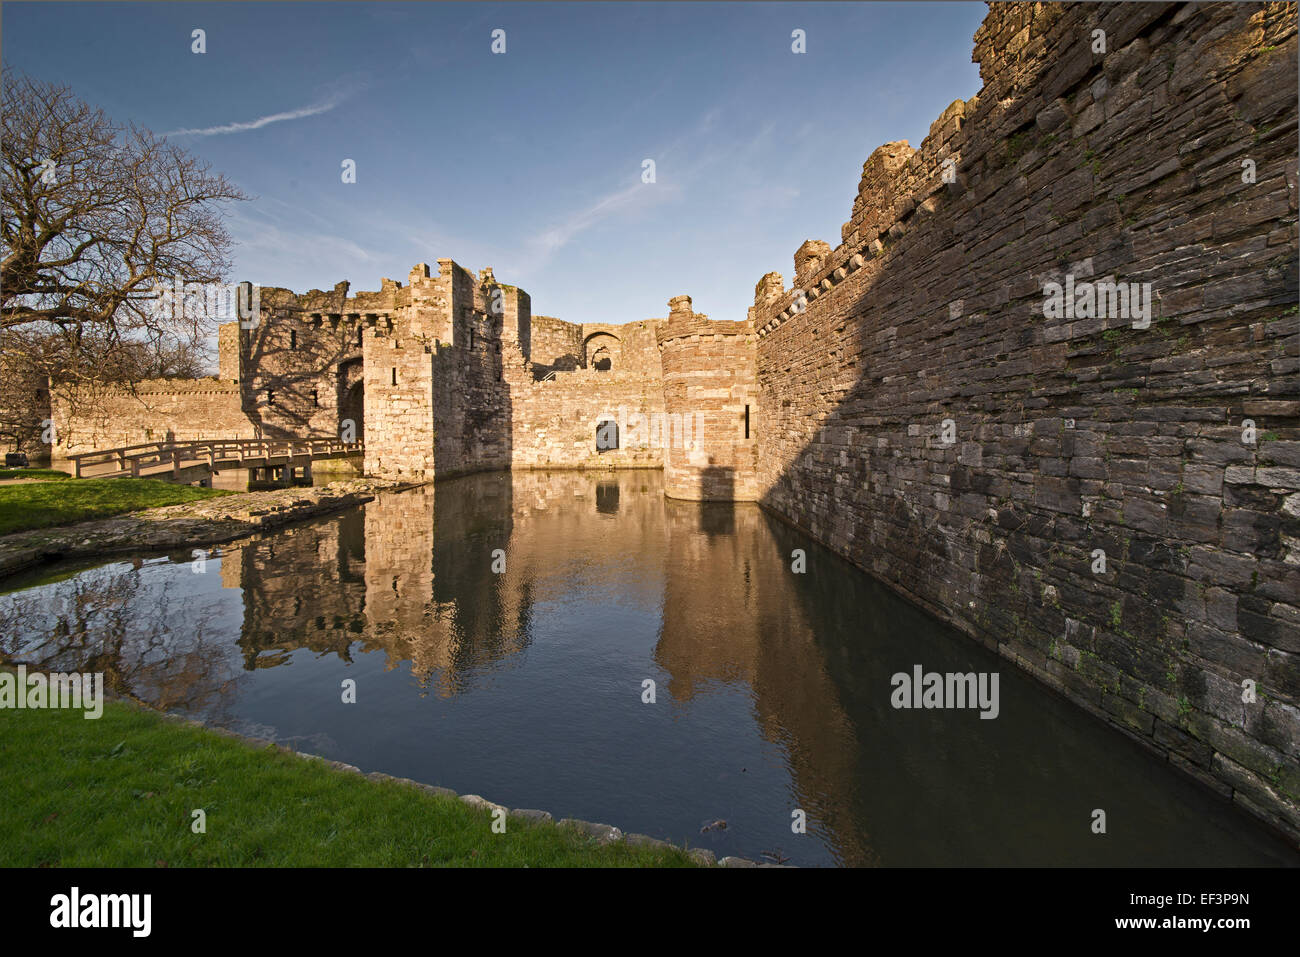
[217,469,874,862]
[222,471,668,694]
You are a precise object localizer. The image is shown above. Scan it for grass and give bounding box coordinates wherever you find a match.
[0,698,700,867]
[0,468,71,480]
[0,478,232,535]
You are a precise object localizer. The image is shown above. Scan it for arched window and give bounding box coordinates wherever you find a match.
[584,332,621,371]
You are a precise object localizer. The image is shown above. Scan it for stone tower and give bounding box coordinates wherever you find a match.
[655,294,760,501]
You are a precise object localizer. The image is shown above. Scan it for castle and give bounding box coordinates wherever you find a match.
[20,2,1300,840]
[49,260,763,501]
[207,262,761,500]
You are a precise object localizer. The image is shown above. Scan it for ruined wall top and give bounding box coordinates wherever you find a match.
[657,294,754,347]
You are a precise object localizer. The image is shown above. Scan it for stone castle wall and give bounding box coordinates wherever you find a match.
[657,296,761,501]
[530,316,584,376]
[750,1,1298,837]
[507,368,666,470]
[52,378,253,456]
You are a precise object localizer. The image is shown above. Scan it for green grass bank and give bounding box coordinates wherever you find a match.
[0,478,232,535]
[0,698,699,867]
[0,468,71,480]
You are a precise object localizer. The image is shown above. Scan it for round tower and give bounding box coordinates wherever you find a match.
[655,295,760,501]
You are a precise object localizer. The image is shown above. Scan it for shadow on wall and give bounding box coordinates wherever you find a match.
[756,4,1299,838]
[532,354,581,380]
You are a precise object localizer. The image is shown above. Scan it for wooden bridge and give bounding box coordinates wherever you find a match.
[68,438,363,481]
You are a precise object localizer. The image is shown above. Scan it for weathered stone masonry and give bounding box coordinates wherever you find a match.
[749,2,1299,840]
[36,1,1298,842]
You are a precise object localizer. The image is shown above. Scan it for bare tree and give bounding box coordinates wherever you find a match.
[1,68,248,408]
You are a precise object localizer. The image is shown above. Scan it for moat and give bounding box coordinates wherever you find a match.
[1,469,1295,866]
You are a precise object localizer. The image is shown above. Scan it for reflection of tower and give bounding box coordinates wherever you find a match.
[225,511,367,668]
[360,474,531,695]
[654,497,878,864]
[363,485,436,658]
[655,295,760,501]
[218,482,536,696]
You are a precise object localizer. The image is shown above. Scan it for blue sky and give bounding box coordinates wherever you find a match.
[5,1,987,326]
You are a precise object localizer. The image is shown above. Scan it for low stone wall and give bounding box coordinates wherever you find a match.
[52,379,254,456]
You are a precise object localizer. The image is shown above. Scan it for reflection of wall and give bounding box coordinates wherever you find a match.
[219,476,528,696]
[225,509,368,669]
[655,497,874,864]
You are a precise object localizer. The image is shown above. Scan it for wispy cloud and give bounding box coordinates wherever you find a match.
[163,70,372,138]
[165,94,344,137]
[225,207,379,287]
[531,179,679,255]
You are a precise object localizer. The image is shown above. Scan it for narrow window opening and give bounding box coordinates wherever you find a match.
[311,388,319,407]
[290,329,297,349]
[744,404,750,439]
[267,389,275,406]
[391,367,397,386]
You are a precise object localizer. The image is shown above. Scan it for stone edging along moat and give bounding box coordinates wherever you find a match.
[150,705,781,868]
[0,479,417,580]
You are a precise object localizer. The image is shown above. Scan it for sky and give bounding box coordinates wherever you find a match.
[4,1,988,327]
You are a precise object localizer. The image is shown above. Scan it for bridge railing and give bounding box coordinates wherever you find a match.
[68,438,364,478]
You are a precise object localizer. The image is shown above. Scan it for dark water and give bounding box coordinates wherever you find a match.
[1,469,1295,866]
